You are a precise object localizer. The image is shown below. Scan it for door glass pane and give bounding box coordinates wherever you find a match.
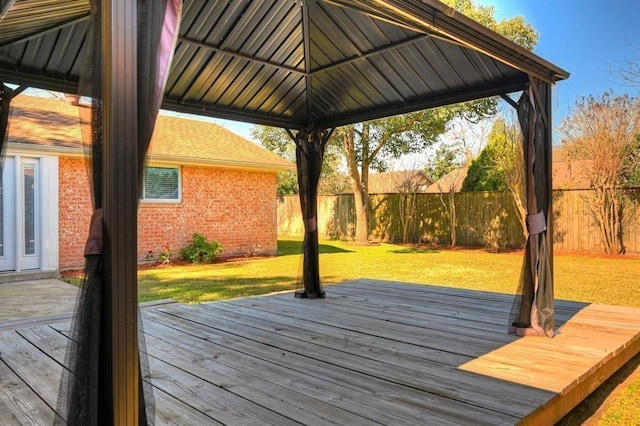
[24,165,35,256]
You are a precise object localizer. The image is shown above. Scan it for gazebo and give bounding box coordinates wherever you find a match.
[0,0,569,423]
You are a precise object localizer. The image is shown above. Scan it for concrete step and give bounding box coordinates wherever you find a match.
[0,270,60,284]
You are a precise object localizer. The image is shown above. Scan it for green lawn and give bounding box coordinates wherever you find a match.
[137,238,640,309]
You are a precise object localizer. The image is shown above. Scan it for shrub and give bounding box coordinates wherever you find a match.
[180,233,223,264]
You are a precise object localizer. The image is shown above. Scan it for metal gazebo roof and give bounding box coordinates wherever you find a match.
[0,0,568,130]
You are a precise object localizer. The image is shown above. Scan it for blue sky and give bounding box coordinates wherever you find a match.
[476,0,639,124]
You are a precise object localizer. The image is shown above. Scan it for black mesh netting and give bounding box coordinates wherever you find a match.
[54,0,182,424]
[292,128,333,299]
[509,80,555,338]
[0,83,14,172]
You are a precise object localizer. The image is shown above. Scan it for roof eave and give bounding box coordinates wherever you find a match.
[314,75,530,129]
[6,142,295,173]
[145,154,296,173]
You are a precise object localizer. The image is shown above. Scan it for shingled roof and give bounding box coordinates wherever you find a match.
[6,94,294,172]
[368,170,433,194]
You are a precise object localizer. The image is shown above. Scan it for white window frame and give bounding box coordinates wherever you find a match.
[140,164,182,204]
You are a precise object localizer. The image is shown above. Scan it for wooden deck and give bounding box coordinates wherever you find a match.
[1,279,639,425]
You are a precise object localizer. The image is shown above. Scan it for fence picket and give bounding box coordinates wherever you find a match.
[277,189,640,254]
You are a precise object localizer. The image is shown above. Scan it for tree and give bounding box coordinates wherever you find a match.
[251,125,344,195]
[443,0,538,51]
[337,108,464,243]
[251,126,298,195]
[425,143,463,181]
[461,138,510,192]
[338,0,538,244]
[560,92,640,254]
[611,46,640,90]
[436,169,468,247]
[460,116,527,237]
[488,117,526,235]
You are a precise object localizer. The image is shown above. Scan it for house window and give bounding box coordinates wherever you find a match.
[142,166,181,202]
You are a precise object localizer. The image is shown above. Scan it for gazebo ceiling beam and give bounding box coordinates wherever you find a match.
[162,76,529,130]
[500,93,519,110]
[313,76,530,129]
[312,33,431,75]
[0,70,78,94]
[0,13,89,48]
[178,36,305,77]
[302,0,313,122]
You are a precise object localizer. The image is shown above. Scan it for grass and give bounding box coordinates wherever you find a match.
[135,238,640,309]
[63,237,640,424]
[599,366,640,425]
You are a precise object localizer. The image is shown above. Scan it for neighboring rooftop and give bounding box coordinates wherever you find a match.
[6,94,294,172]
[425,167,469,193]
[368,170,433,194]
[552,160,592,190]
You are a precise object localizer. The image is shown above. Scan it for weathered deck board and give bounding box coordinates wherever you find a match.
[1,279,639,425]
[145,306,519,424]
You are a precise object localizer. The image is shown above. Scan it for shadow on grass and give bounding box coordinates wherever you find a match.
[138,273,342,304]
[389,247,441,254]
[277,239,355,256]
[556,352,640,425]
[138,275,300,304]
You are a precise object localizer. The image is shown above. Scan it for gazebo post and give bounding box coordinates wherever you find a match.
[101,0,140,422]
[288,128,333,299]
[0,83,25,155]
[509,77,555,337]
[544,81,554,279]
[0,83,13,155]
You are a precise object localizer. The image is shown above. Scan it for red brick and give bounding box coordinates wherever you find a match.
[59,158,278,269]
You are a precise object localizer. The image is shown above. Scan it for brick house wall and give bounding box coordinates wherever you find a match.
[58,156,278,270]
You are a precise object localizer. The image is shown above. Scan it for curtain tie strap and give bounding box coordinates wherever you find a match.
[526,211,546,235]
[84,208,103,256]
[306,216,317,233]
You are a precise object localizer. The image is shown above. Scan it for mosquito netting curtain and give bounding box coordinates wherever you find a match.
[52,0,182,424]
[291,128,333,299]
[509,79,555,338]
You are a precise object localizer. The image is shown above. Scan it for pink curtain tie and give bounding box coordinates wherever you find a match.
[306,216,317,232]
[84,208,103,256]
[526,211,546,235]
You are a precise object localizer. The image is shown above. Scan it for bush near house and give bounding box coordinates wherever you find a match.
[179,233,223,264]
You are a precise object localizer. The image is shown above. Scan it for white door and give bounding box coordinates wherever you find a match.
[20,158,41,270]
[0,157,16,271]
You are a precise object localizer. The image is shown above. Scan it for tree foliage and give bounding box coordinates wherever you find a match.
[463,116,527,235]
[560,92,640,254]
[441,0,539,50]
[461,136,510,192]
[251,125,344,195]
[425,144,463,181]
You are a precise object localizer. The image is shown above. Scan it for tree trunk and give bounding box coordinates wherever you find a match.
[341,125,370,244]
[449,191,457,247]
[353,186,369,244]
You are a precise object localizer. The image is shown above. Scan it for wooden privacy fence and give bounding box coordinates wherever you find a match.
[277,189,640,254]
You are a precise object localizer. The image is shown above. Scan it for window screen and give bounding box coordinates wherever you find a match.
[143,166,180,201]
